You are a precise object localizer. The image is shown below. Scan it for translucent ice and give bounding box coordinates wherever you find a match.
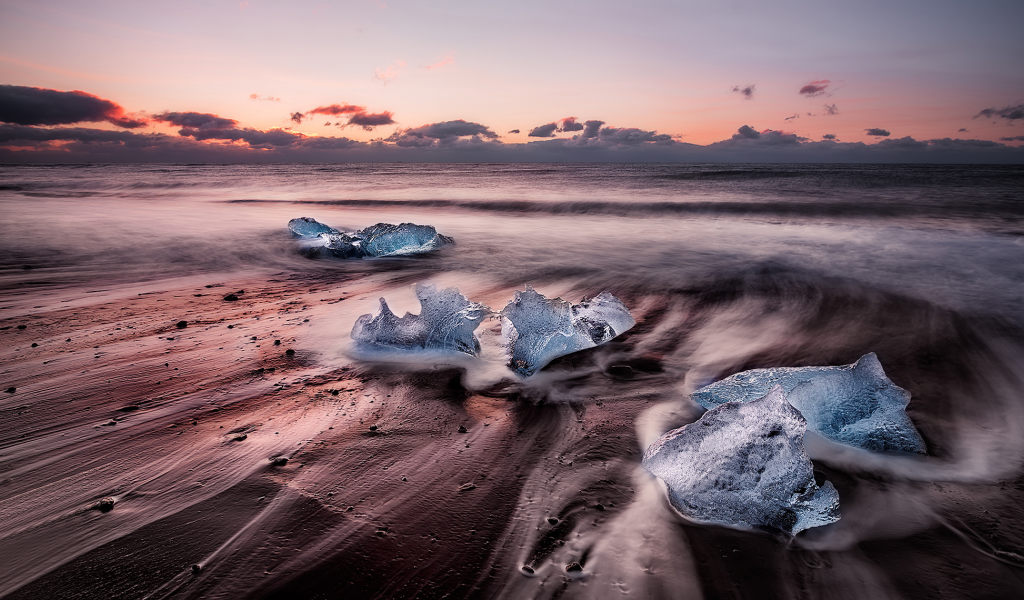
[691,353,926,454]
[287,217,454,258]
[643,386,841,534]
[351,284,489,356]
[501,287,635,377]
[288,217,339,237]
[358,222,455,257]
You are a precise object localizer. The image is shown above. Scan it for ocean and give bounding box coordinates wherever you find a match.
[1,163,1023,599]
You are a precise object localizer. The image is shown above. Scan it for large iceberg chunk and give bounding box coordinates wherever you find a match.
[691,353,926,454]
[501,287,635,377]
[643,386,841,535]
[288,217,454,258]
[351,284,489,356]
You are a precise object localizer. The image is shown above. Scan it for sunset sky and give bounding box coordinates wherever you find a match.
[1,0,1022,162]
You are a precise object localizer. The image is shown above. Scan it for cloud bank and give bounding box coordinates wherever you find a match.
[2,87,1022,164]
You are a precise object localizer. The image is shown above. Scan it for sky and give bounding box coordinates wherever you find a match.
[1,0,1023,162]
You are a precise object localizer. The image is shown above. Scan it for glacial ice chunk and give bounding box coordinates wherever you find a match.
[691,353,926,454]
[501,287,635,377]
[358,222,455,257]
[351,284,489,356]
[288,217,339,237]
[643,386,841,534]
[288,217,454,258]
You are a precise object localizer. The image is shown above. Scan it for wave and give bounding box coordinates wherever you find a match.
[228,197,1024,224]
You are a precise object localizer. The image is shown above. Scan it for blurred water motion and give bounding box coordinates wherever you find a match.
[1,163,1022,599]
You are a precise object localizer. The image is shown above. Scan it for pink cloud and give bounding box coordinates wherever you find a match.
[374,60,406,85]
[799,80,831,97]
[425,53,455,70]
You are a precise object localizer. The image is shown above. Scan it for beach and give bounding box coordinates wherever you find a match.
[2,163,1023,599]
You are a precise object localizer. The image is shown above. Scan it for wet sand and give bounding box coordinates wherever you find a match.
[3,264,1024,599]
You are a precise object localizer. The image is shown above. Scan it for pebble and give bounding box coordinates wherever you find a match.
[4,387,15,394]
[285,349,295,356]
[270,456,289,466]
[223,294,239,302]
[458,425,468,433]
[458,482,477,491]
[97,497,115,512]
[565,562,583,572]
[607,364,635,379]
[176,321,188,329]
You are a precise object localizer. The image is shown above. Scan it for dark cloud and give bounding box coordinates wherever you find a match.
[714,126,804,147]
[179,126,303,147]
[0,85,146,128]
[324,122,332,126]
[875,136,927,149]
[292,104,394,129]
[734,125,760,140]
[528,123,558,137]
[823,134,837,140]
[596,127,674,145]
[507,129,520,134]
[731,85,755,99]
[151,111,302,148]
[865,128,891,137]
[799,80,831,97]
[249,94,281,102]
[387,120,498,147]
[298,136,361,150]
[346,111,396,130]
[0,123,167,146]
[785,114,799,121]
[309,104,365,117]
[926,137,1002,149]
[559,117,584,132]
[1000,136,1024,142]
[959,128,968,132]
[974,103,1024,121]
[152,112,238,129]
[824,103,839,116]
[582,120,604,139]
